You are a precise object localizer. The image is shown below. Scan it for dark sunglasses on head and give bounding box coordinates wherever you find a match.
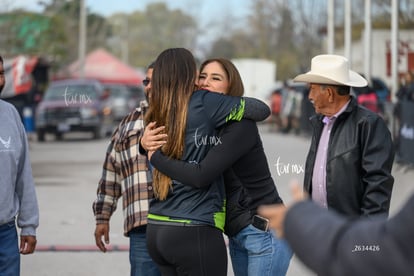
[143,78,150,87]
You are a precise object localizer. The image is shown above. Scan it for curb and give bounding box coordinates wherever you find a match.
[36,245,129,252]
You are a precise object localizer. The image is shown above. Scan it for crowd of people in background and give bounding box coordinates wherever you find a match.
[268,71,414,139]
[269,81,313,136]
[393,71,414,163]
[395,71,414,102]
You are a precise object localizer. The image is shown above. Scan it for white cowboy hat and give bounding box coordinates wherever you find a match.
[293,54,368,87]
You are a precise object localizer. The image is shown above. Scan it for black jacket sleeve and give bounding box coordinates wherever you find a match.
[359,115,394,217]
[150,120,257,188]
[243,97,271,122]
[284,195,414,276]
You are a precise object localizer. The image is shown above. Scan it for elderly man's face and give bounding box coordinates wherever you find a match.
[308,84,332,115]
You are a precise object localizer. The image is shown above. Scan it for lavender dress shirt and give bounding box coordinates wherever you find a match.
[311,100,350,208]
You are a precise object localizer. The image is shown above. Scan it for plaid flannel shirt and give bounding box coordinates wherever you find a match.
[93,106,153,236]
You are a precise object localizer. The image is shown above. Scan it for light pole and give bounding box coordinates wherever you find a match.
[327,0,335,54]
[391,0,399,102]
[78,0,87,78]
[364,0,372,86]
[344,0,352,66]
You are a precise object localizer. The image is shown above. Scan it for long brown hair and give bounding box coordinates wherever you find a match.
[145,48,197,200]
[199,58,244,96]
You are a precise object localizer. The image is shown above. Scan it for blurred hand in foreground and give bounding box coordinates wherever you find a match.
[258,179,306,238]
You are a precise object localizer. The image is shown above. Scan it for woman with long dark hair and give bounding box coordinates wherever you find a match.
[145,48,270,276]
[144,57,292,276]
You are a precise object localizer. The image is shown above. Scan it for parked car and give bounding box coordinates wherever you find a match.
[352,76,390,103]
[35,79,114,141]
[126,84,146,104]
[352,76,390,112]
[103,84,146,122]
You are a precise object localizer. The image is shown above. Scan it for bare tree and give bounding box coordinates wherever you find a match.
[107,3,198,68]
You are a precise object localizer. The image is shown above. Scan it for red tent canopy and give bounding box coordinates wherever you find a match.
[56,48,143,85]
[2,55,50,100]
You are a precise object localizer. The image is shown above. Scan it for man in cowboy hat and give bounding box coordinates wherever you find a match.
[294,54,394,218]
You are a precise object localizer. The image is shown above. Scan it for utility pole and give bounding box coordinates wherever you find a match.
[391,0,399,102]
[364,0,372,85]
[344,0,352,66]
[327,0,335,54]
[78,0,87,78]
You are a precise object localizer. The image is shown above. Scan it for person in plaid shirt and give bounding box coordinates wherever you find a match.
[93,62,161,276]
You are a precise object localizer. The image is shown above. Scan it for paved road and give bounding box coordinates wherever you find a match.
[22,127,414,276]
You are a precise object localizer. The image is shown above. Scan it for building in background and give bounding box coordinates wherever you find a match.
[338,29,414,91]
[231,58,277,103]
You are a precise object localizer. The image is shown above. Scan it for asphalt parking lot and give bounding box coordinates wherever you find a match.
[22,128,414,276]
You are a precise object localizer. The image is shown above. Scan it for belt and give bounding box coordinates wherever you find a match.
[148,219,203,227]
[129,225,147,234]
[0,219,16,227]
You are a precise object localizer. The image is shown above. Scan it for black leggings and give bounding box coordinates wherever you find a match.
[146,223,227,276]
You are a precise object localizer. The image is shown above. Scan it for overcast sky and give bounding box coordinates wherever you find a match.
[6,0,250,20]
